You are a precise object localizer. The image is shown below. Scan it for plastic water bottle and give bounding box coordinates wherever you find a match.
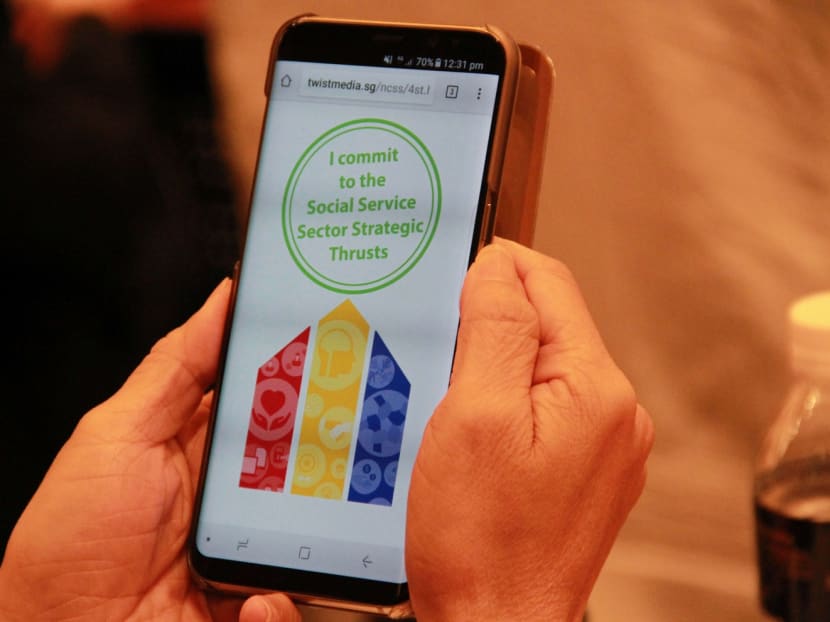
[755,291,830,621]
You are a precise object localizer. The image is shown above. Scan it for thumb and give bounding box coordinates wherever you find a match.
[451,243,538,398]
[239,594,302,622]
[83,278,231,443]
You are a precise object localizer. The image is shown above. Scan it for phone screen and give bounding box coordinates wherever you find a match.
[192,20,512,605]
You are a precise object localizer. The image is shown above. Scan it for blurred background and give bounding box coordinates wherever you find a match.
[1,0,239,559]
[3,1,829,620]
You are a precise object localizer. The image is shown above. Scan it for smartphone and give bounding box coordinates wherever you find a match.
[188,15,519,616]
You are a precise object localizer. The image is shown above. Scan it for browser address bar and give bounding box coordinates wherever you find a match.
[299,66,435,105]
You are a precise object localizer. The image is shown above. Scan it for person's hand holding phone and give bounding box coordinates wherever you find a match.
[0,239,652,622]
[406,239,654,622]
[0,280,300,622]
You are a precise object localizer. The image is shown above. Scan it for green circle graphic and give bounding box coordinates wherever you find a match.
[282,118,442,294]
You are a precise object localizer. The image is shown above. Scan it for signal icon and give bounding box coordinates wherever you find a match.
[383,55,393,65]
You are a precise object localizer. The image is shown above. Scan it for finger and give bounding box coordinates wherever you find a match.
[239,594,302,622]
[178,390,214,482]
[493,238,616,385]
[85,278,231,443]
[634,403,656,471]
[451,243,539,397]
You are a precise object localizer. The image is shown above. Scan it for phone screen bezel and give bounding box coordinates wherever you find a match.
[189,17,514,608]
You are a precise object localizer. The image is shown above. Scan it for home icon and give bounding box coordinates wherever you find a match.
[280,75,292,88]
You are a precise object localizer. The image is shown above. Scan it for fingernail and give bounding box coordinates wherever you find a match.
[475,244,514,282]
[210,277,232,299]
[242,596,272,622]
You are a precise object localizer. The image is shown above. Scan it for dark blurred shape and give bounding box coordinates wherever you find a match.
[0,2,239,557]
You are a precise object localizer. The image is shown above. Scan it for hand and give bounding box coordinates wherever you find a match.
[0,280,300,622]
[406,239,654,621]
